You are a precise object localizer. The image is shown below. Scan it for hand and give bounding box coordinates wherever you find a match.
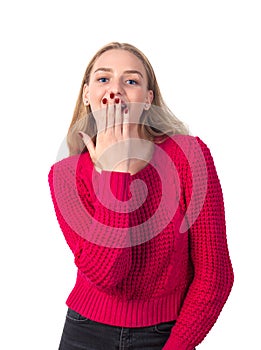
[79,96,131,173]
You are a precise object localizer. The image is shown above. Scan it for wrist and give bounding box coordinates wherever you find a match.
[100,160,130,174]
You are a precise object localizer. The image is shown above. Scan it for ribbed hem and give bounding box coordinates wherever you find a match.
[66,271,186,328]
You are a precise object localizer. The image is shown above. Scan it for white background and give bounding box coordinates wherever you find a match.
[0,0,260,349]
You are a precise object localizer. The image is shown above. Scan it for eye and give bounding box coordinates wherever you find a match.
[126,79,138,85]
[97,77,109,83]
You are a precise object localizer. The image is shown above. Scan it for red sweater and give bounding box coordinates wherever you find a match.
[48,135,234,350]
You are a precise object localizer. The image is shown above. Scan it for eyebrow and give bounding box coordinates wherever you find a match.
[94,68,144,78]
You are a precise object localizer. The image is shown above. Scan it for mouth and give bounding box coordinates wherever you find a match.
[121,101,128,111]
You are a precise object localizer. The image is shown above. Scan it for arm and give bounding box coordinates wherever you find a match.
[163,137,234,350]
[48,154,132,292]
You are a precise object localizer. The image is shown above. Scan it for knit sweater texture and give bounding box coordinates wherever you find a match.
[48,135,234,350]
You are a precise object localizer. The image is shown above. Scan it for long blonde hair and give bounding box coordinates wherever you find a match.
[67,42,189,155]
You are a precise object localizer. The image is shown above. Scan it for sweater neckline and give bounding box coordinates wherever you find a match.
[88,139,164,179]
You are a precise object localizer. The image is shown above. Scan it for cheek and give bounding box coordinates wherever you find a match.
[129,88,148,102]
[88,81,105,98]
[129,102,145,123]
[89,90,105,109]
[89,88,101,100]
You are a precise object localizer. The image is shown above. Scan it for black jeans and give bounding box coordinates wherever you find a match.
[58,308,178,350]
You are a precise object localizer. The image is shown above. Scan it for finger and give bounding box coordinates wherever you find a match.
[122,107,129,139]
[96,99,107,135]
[114,98,122,138]
[106,97,115,133]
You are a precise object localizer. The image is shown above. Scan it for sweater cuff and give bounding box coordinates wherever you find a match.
[97,170,132,203]
[162,335,194,350]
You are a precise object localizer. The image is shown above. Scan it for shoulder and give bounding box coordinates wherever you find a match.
[158,134,211,161]
[159,134,209,150]
[157,135,218,182]
[48,152,93,181]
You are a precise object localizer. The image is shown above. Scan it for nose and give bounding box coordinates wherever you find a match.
[108,78,124,96]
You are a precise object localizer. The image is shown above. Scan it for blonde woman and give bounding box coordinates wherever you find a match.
[48,42,234,350]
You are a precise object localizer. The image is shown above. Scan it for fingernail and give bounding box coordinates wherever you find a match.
[124,108,128,114]
[110,92,115,99]
[115,98,120,104]
[102,98,108,104]
[78,132,83,138]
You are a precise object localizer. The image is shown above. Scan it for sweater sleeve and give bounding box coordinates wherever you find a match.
[48,154,132,292]
[163,137,234,350]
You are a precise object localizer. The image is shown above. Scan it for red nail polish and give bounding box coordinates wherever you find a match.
[124,108,128,114]
[110,92,115,99]
[115,98,120,104]
[102,98,108,104]
[78,132,83,138]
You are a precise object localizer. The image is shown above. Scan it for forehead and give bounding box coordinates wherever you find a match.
[92,49,146,73]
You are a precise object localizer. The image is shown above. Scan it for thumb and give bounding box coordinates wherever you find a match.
[78,131,95,156]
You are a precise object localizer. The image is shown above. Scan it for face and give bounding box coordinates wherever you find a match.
[83,49,153,124]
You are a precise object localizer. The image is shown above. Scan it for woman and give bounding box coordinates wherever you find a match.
[48,42,234,350]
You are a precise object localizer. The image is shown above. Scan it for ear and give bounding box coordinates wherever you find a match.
[147,90,154,104]
[144,90,154,110]
[82,83,90,105]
